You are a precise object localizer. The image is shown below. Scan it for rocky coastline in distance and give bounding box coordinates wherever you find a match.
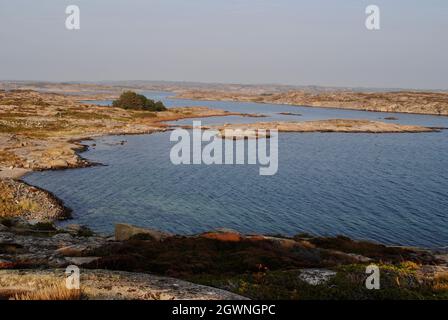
[3,80,448,117]
[1,89,440,179]
[174,89,448,116]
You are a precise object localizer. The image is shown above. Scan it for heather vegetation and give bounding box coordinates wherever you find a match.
[84,233,448,300]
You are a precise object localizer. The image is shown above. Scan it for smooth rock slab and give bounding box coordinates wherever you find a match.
[0,269,248,300]
[65,257,101,266]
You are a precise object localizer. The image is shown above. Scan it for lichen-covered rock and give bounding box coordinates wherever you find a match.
[0,221,108,269]
[0,178,71,221]
[115,223,171,241]
[298,269,337,285]
[0,269,248,300]
[200,230,242,242]
[64,257,100,265]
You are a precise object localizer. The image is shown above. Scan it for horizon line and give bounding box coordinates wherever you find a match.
[1,79,447,93]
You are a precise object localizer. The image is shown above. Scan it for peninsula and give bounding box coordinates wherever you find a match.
[174,89,448,116]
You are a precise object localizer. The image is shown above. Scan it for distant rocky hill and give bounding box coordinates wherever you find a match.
[174,90,448,116]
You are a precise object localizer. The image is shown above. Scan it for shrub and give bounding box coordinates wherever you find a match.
[112,91,166,112]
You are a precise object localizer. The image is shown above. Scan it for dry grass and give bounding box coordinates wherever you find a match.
[0,290,26,300]
[58,110,111,120]
[0,180,43,218]
[0,180,23,217]
[129,111,157,119]
[0,95,50,107]
[399,261,420,271]
[13,283,82,300]
[0,119,71,136]
[0,112,31,118]
[433,273,448,292]
[18,199,40,212]
[0,150,22,166]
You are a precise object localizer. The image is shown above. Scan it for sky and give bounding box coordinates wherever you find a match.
[0,0,447,90]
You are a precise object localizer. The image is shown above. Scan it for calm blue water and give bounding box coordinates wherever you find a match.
[25,92,448,248]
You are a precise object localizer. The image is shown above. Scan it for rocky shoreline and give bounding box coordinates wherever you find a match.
[0,90,245,179]
[0,219,447,300]
[2,90,441,222]
[0,89,251,223]
[0,179,72,222]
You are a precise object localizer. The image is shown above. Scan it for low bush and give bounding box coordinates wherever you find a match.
[112,91,166,112]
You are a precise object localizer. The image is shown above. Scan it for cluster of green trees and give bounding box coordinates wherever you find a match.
[112,91,167,111]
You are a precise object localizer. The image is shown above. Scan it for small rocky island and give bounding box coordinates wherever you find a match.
[213,119,438,139]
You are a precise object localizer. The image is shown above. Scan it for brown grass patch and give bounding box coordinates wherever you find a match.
[433,273,448,292]
[0,112,31,118]
[0,180,23,217]
[0,96,49,107]
[0,150,22,166]
[13,283,82,300]
[0,180,43,218]
[58,110,111,120]
[129,111,157,119]
[0,119,71,135]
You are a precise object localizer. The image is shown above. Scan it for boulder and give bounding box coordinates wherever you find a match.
[65,257,101,266]
[52,233,74,242]
[0,258,13,268]
[200,231,242,242]
[345,253,373,263]
[435,254,448,265]
[115,224,171,241]
[48,159,68,169]
[55,245,88,257]
[259,236,298,249]
[298,269,337,286]
[247,234,301,249]
[0,269,248,300]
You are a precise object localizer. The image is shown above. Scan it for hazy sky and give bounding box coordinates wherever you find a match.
[0,0,447,89]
